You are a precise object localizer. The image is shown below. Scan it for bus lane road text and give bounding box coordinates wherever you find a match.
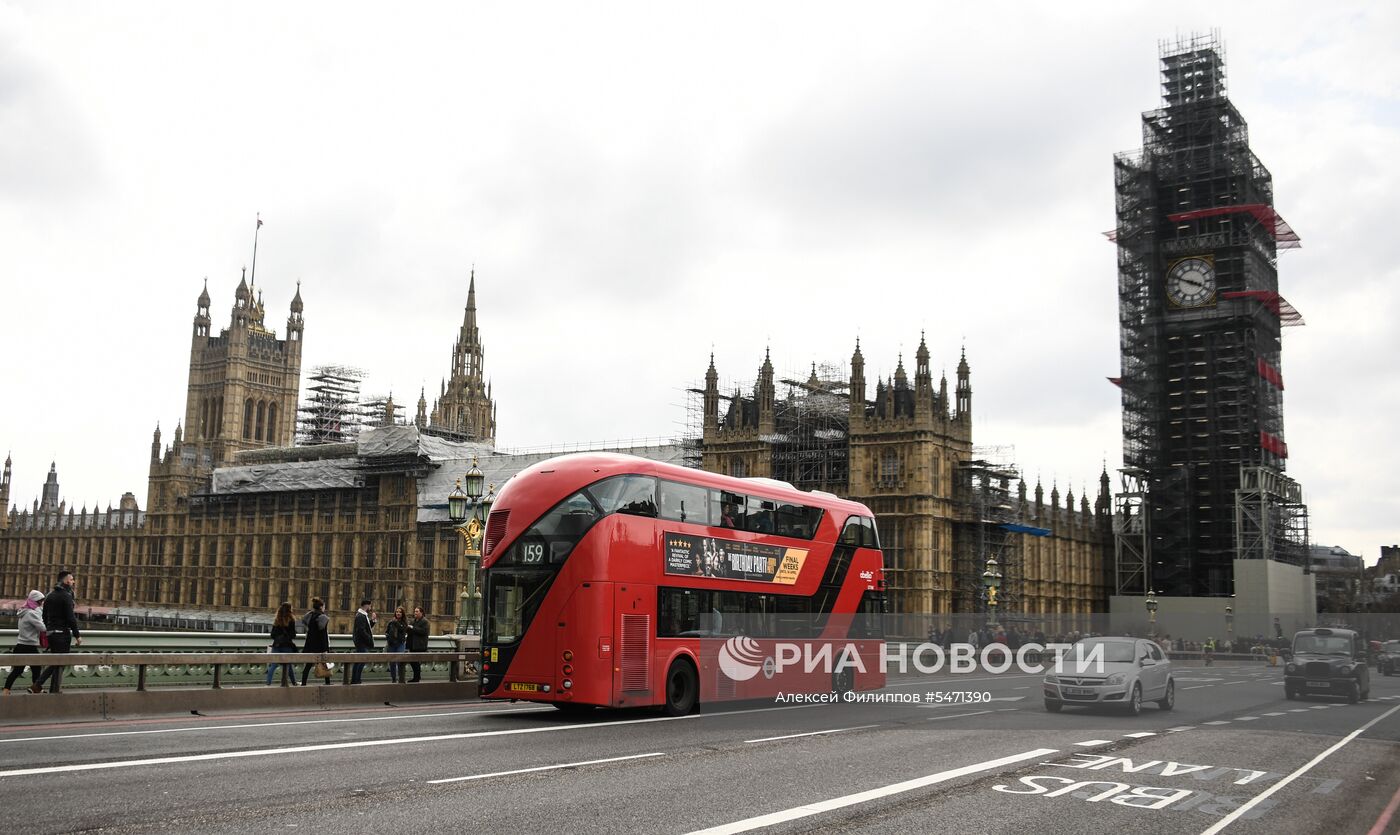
[991,751,1343,820]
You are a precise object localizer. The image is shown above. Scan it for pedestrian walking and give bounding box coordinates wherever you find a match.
[3,590,47,695]
[351,599,375,684]
[300,598,331,685]
[265,602,300,686]
[32,571,82,693]
[407,606,430,682]
[385,606,408,683]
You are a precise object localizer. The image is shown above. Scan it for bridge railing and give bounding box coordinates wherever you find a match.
[0,650,479,693]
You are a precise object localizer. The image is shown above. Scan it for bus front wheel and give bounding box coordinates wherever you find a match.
[663,659,699,716]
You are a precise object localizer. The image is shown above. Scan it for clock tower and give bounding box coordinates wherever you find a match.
[1113,35,1308,598]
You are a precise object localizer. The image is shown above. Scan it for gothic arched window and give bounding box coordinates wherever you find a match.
[879,449,899,488]
[255,401,267,441]
[243,399,254,439]
[267,403,278,445]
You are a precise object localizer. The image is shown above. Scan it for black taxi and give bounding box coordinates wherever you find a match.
[1284,627,1371,703]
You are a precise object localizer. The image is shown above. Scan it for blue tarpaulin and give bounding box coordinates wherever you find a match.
[1000,523,1052,537]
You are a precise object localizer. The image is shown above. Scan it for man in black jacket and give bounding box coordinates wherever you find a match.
[32,570,83,693]
[351,599,375,684]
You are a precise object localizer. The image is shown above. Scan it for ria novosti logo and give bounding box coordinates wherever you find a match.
[716,638,1107,681]
[717,636,767,681]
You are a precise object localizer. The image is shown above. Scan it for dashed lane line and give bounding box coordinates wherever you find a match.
[684,747,1061,835]
[428,752,666,784]
[1124,732,1157,738]
[0,704,555,745]
[1167,726,1195,732]
[745,725,880,744]
[1184,685,1214,690]
[1262,712,1286,717]
[1235,716,1259,722]
[1203,721,1231,726]
[0,702,815,779]
[1074,739,1114,746]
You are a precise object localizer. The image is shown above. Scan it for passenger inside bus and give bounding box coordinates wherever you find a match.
[720,503,738,528]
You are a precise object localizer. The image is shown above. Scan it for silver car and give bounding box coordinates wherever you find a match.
[1043,637,1175,715]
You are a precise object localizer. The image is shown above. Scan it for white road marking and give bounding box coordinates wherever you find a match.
[745,725,879,744]
[428,752,665,784]
[1074,739,1113,746]
[1184,685,1214,690]
[1234,716,1259,721]
[1123,732,1156,738]
[1166,726,1195,732]
[1310,705,1330,710]
[1288,709,1309,713]
[684,747,1060,835]
[0,702,812,779]
[1221,681,1249,686]
[1201,701,1400,835]
[1203,721,1231,726]
[1262,712,1285,717]
[925,710,995,722]
[1013,686,1030,690]
[882,672,1043,690]
[0,705,553,745]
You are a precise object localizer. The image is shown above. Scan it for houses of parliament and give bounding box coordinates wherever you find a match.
[0,268,1111,633]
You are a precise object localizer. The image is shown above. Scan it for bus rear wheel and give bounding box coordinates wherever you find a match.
[663,658,699,716]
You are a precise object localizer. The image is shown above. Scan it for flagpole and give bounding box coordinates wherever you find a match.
[250,213,262,287]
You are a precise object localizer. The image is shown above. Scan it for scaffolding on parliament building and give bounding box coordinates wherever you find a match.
[296,365,368,446]
[1110,32,1308,596]
[684,362,852,494]
[953,449,1035,615]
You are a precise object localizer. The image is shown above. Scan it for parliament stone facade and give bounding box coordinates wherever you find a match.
[2,269,1110,633]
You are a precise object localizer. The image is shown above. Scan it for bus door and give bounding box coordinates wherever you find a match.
[614,583,656,705]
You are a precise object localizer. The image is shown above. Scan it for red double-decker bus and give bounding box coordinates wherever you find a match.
[478,452,886,714]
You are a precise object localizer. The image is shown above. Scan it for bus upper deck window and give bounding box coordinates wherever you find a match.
[589,475,658,517]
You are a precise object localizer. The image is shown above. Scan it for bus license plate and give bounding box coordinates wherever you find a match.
[508,682,541,693]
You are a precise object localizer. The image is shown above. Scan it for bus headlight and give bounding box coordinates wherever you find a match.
[562,679,573,690]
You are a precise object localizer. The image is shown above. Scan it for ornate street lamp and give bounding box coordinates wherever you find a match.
[1145,589,1159,638]
[448,457,494,637]
[982,557,1003,627]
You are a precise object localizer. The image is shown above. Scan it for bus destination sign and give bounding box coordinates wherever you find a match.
[663,532,808,585]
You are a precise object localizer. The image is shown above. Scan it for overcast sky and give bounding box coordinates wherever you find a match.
[2,2,1396,563]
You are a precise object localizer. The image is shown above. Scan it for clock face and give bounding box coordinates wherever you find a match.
[1166,257,1216,308]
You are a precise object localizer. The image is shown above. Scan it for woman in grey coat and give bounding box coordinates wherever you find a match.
[3,590,47,694]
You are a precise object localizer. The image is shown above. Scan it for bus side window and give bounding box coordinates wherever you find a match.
[718,491,745,529]
[774,503,822,539]
[839,517,863,546]
[861,517,880,549]
[746,496,776,534]
[658,481,713,525]
[659,587,708,637]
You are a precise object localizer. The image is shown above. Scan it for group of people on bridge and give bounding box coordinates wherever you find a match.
[265,597,433,686]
